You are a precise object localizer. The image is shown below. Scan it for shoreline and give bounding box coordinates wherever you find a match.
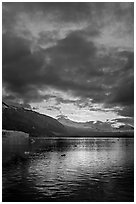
[29,136,134,139]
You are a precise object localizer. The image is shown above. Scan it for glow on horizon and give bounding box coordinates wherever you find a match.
[30,99,122,123]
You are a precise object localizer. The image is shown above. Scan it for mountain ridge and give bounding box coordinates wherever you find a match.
[2,101,67,137]
[2,102,134,137]
[57,115,134,132]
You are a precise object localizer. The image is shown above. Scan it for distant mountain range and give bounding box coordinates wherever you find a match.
[2,102,134,137]
[57,115,134,132]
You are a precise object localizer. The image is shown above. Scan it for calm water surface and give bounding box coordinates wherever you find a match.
[3,137,134,202]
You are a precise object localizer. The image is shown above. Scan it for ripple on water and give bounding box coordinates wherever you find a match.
[2,138,134,202]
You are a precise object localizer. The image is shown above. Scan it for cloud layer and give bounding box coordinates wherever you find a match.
[2,2,134,121]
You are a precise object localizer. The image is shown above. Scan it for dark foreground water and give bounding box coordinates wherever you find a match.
[3,137,134,202]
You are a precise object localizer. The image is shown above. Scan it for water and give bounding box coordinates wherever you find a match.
[3,137,134,202]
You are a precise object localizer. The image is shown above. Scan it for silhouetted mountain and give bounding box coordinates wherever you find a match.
[2,102,67,137]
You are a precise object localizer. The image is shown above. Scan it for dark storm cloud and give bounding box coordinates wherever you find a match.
[3,33,45,102]
[110,79,134,105]
[3,31,134,108]
[2,2,134,119]
[42,32,108,101]
[3,2,91,33]
[118,105,134,117]
[107,50,134,106]
[3,31,104,103]
[42,2,90,22]
[2,2,92,22]
[3,33,31,65]
[3,2,133,38]
[119,51,134,71]
[3,2,133,18]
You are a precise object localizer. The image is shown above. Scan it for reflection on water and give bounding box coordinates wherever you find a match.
[3,137,134,202]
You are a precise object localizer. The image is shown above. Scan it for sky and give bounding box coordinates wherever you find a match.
[2,2,134,124]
